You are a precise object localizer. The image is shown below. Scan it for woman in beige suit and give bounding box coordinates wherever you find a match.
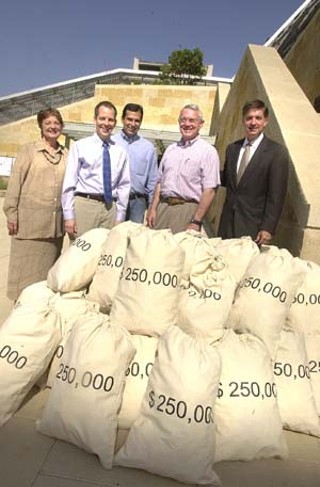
[3,108,68,300]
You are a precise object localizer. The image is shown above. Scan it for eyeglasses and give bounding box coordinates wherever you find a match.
[179,117,201,124]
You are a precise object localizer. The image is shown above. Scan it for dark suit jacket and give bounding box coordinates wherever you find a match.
[218,135,289,240]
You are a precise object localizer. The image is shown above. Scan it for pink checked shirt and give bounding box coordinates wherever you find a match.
[158,136,220,202]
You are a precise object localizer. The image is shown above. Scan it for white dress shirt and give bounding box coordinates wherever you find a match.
[236,132,264,172]
[62,133,130,221]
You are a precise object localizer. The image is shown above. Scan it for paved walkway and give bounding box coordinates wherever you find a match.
[1,195,320,486]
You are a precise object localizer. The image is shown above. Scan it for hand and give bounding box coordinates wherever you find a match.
[146,208,157,229]
[7,221,18,236]
[255,230,272,246]
[64,219,77,237]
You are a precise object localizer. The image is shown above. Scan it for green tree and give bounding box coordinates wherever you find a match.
[159,48,207,85]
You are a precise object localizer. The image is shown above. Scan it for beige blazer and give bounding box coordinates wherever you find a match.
[3,140,68,239]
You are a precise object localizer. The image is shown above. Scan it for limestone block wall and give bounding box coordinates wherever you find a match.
[0,84,217,158]
[94,84,217,133]
[209,82,231,137]
[55,98,98,124]
[209,44,320,262]
[0,116,43,156]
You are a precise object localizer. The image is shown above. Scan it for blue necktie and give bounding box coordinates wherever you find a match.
[103,142,113,204]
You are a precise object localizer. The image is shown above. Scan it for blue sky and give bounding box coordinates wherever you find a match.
[0,0,303,97]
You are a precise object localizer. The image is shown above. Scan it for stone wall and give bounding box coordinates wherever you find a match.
[94,84,217,133]
[0,84,218,158]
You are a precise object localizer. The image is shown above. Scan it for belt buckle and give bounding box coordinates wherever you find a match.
[170,197,183,206]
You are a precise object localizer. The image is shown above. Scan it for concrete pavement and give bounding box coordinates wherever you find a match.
[1,195,320,486]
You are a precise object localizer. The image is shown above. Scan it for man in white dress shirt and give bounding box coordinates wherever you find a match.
[62,101,130,237]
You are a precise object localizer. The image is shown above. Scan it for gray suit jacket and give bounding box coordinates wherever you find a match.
[218,135,289,240]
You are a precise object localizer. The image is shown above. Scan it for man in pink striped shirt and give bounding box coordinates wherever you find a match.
[147,104,220,234]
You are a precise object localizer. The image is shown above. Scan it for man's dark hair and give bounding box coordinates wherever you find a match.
[94,101,117,118]
[242,99,269,118]
[122,103,144,120]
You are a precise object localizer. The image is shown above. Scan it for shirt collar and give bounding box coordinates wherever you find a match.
[35,139,63,153]
[178,134,201,147]
[93,132,115,146]
[121,130,140,143]
[244,132,264,148]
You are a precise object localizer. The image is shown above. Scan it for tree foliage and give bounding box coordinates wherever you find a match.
[159,48,207,85]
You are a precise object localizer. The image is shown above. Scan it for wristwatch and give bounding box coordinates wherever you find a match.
[190,218,202,228]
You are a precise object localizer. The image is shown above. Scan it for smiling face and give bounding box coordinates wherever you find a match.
[122,109,142,137]
[242,108,268,141]
[41,115,63,142]
[178,108,204,142]
[95,106,117,141]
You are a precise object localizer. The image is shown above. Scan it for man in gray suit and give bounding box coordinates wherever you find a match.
[218,99,289,245]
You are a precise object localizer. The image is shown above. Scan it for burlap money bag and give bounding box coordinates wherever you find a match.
[118,334,158,430]
[15,280,55,304]
[0,300,61,426]
[115,325,221,486]
[174,229,219,282]
[288,260,320,335]
[37,312,135,469]
[214,329,288,462]
[46,292,100,388]
[303,333,320,414]
[287,260,320,413]
[274,325,320,436]
[213,236,259,284]
[47,228,109,292]
[227,247,306,360]
[87,222,147,313]
[178,254,236,342]
[110,229,185,336]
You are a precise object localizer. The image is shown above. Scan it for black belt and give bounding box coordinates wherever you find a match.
[129,193,145,200]
[75,192,111,203]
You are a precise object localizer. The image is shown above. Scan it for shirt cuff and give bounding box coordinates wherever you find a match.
[116,209,126,222]
[63,210,75,220]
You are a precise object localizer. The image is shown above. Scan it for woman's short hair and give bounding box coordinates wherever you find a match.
[37,108,64,129]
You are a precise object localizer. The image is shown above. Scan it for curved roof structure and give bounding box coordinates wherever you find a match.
[264,0,318,57]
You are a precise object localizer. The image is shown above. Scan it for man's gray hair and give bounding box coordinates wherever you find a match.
[180,104,204,122]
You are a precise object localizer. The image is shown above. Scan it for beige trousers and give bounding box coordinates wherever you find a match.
[155,201,198,234]
[74,196,116,236]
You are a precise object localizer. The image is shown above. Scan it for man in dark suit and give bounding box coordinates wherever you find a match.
[218,99,289,245]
